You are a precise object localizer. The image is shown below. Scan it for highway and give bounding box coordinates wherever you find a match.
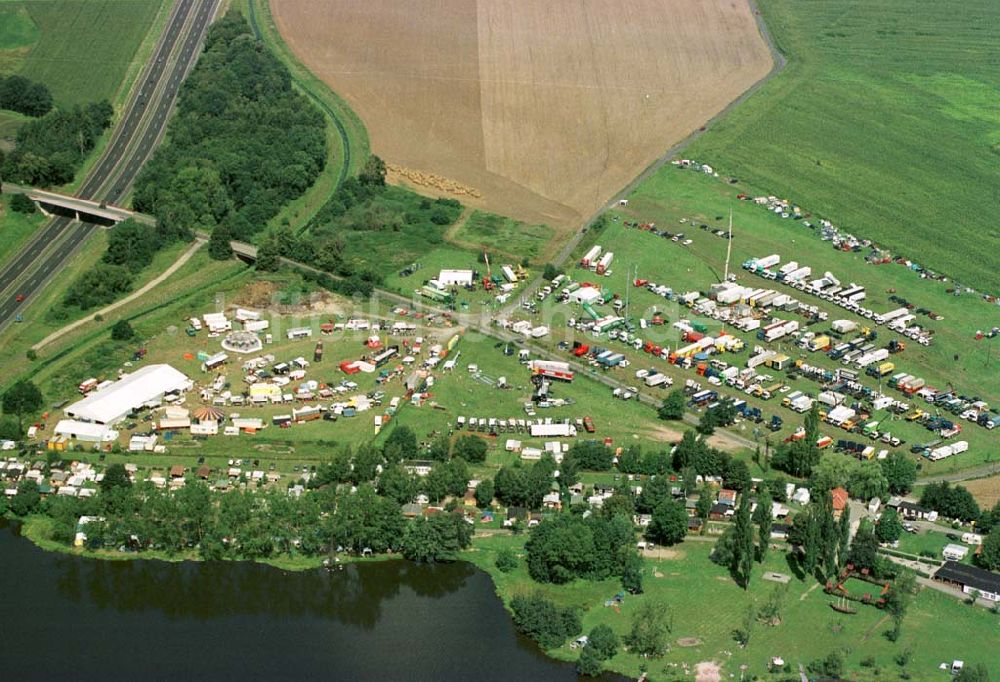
[0,0,220,330]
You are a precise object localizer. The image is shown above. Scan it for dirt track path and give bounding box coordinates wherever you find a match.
[32,238,205,351]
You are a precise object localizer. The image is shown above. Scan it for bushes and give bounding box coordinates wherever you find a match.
[564,440,613,471]
[509,593,581,649]
[495,547,518,573]
[920,481,982,522]
[103,220,162,272]
[304,174,462,277]
[9,193,37,214]
[63,264,132,310]
[110,320,135,341]
[0,75,53,117]
[525,513,634,584]
[400,512,472,563]
[452,434,488,463]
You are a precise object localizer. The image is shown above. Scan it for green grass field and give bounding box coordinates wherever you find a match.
[448,210,554,263]
[15,0,164,106]
[0,108,29,139]
[386,334,670,479]
[467,535,998,680]
[685,0,1000,292]
[0,2,38,52]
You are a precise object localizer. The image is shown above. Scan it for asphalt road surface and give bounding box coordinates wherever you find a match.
[0,0,219,330]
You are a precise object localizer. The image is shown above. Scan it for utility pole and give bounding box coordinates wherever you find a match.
[725,206,734,276]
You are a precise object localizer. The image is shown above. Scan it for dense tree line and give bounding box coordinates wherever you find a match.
[1,101,112,185]
[0,75,53,117]
[133,10,326,242]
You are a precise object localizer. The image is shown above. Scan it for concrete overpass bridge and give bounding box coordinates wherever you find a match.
[2,183,155,226]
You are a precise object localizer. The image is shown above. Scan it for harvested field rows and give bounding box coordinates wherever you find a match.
[272,0,773,241]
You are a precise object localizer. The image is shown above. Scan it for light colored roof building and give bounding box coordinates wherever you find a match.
[54,420,118,443]
[65,364,192,425]
[437,269,474,286]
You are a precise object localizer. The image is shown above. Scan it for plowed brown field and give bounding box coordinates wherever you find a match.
[272,0,773,239]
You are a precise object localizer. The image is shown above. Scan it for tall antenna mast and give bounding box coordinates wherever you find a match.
[724,205,734,281]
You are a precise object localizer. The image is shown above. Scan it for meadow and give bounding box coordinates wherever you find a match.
[687,0,1000,292]
[0,195,44,264]
[467,535,999,681]
[448,210,555,263]
[14,0,164,106]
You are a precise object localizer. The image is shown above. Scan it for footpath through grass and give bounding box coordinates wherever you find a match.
[686,0,1000,292]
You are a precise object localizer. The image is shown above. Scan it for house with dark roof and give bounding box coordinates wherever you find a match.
[770,522,791,541]
[709,502,733,522]
[507,506,528,521]
[896,500,936,521]
[934,563,1000,602]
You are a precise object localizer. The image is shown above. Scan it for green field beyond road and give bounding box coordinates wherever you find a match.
[14,0,164,105]
[687,0,1000,292]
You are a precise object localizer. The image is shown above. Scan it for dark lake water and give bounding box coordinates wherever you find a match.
[0,521,609,681]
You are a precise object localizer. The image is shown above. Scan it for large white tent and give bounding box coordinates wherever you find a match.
[54,420,118,443]
[65,364,192,425]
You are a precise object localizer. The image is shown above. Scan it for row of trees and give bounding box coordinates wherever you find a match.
[711,487,782,589]
[3,464,480,564]
[919,481,984,523]
[0,75,53,117]
[133,10,326,243]
[1,101,113,186]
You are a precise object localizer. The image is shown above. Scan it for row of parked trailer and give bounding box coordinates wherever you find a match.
[744,255,934,346]
[454,416,594,437]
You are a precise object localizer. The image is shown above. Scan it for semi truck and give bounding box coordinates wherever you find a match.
[581,246,602,268]
[596,252,614,275]
[529,360,574,382]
